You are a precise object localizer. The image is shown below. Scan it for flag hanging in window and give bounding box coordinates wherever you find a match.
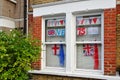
[59,44,65,67]
[83,44,94,56]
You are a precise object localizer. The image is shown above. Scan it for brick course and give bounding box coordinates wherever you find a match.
[117,4,120,67]
[104,8,116,75]
[29,16,42,70]
[32,74,102,80]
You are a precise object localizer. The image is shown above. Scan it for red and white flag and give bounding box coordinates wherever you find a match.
[93,44,99,70]
[83,44,94,56]
[77,28,86,36]
[52,44,60,55]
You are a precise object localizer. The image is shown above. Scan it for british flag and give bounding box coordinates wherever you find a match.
[83,44,94,56]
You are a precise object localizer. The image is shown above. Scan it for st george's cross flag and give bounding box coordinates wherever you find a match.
[52,44,59,55]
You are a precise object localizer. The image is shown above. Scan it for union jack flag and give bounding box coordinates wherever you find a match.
[83,44,94,56]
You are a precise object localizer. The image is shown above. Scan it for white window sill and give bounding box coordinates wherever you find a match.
[29,70,120,80]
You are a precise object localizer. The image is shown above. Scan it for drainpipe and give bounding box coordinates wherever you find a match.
[23,0,27,35]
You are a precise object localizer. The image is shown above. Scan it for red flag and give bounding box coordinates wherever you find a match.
[94,44,99,69]
[93,18,97,24]
[52,44,59,55]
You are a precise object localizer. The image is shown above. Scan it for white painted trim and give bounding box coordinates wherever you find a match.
[9,0,17,4]
[33,0,116,17]
[29,70,120,80]
[0,17,15,28]
[41,16,66,71]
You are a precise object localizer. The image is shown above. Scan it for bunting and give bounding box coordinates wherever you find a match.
[77,17,101,26]
[47,19,65,27]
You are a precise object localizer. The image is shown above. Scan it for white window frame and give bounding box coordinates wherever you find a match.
[41,12,104,75]
[41,15,66,72]
[74,12,104,75]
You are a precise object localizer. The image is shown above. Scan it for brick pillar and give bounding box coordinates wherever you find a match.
[104,8,116,75]
[117,4,120,67]
[30,16,42,70]
[28,13,33,34]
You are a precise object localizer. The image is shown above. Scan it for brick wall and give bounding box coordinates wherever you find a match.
[2,0,16,18]
[32,0,62,5]
[28,0,62,12]
[30,16,42,70]
[28,14,33,34]
[104,8,116,75]
[117,4,120,67]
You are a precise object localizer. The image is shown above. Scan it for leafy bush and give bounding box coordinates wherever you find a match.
[0,30,40,80]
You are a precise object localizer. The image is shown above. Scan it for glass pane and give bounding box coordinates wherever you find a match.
[76,44,101,70]
[46,44,66,67]
[76,15,101,41]
[45,18,65,42]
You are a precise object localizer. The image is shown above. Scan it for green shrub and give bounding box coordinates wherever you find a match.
[0,30,40,80]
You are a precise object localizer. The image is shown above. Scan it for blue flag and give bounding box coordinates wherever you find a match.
[59,44,65,67]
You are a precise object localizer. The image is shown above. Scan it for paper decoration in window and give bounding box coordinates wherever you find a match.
[47,19,65,27]
[91,17,101,25]
[83,44,94,56]
[88,27,99,35]
[77,27,86,36]
[77,17,101,26]
[93,44,99,69]
[59,44,65,67]
[52,44,60,55]
[47,29,65,37]
[83,44,99,69]
[51,44,65,67]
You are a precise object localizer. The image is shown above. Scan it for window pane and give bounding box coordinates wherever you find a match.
[45,18,65,42]
[46,44,66,67]
[76,15,101,41]
[76,44,101,70]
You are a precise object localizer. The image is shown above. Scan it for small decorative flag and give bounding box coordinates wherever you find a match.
[60,20,64,26]
[93,44,99,69]
[77,28,86,36]
[89,18,92,24]
[83,44,94,56]
[52,44,59,55]
[47,29,55,36]
[93,18,97,24]
[59,44,65,67]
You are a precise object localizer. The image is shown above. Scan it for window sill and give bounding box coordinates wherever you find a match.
[29,70,120,80]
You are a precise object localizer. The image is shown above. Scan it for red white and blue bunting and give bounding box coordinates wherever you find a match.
[47,19,65,27]
[77,17,101,26]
